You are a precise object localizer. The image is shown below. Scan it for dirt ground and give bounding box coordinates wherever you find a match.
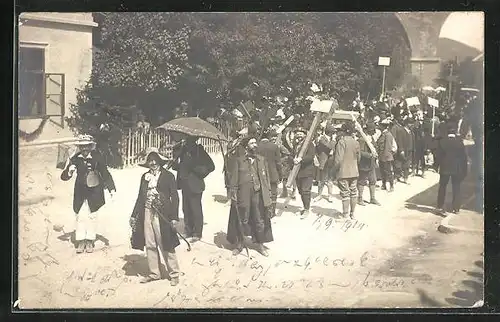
[17,148,484,309]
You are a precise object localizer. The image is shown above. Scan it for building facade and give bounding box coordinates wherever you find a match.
[18,13,97,147]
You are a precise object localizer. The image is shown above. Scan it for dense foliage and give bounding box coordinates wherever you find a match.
[67,12,411,166]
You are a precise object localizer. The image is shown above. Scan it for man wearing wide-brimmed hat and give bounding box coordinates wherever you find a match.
[129,148,181,285]
[60,134,116,254]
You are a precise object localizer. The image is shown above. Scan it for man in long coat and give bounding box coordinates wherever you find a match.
[172,136,215,243]
[257,130,282,218]
[333,122,361,219]
[435,123,468,214]
[377,119,396,192]
[293,128,316,219]
[227,137,273,257]
[60,134,116,254]
[129,150,181,285]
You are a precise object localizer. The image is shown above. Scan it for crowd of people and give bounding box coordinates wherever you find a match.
[58,90,477,286]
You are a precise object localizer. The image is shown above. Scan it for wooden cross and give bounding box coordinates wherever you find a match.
[286,100,334,188]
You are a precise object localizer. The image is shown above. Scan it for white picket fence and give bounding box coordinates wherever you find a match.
[121,128,225,167]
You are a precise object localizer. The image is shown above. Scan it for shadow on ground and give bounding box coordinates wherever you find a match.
[214,231,270,254]
[212,194,230,204]
[445,259,484,307]
[405,171,480,213]
[56,229,110,247]
[120,254,168,278]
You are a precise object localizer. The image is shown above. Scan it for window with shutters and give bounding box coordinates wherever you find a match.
[18,46,65,121]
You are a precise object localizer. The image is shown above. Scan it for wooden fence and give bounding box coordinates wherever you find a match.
[121,128,225,167]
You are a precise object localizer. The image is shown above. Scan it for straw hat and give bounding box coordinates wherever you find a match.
[138,147,170,168]
[74,134,96,146]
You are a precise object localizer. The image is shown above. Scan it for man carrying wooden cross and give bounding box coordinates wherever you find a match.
[292,128,316,219]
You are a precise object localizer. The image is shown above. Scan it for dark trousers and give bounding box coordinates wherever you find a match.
[358,169,377,186]
[394,153,410,179]
[296,176,313,210]
[437,174,463,211]
[270,182,278,204]
[182,190,204,238]
[380,161,394,186]
[237,185,265,242]
[413,150,426,174]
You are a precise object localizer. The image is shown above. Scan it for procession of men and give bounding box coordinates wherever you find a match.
[57,88,476,286]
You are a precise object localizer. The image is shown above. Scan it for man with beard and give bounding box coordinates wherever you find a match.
[172,136,215,243]
[292,128,316,219]
[313,124,336,203]
[357,122,381,206]
[377,119,396,192]
[227,137,273,257]
[257,130,282,218]
[333,122,361,219]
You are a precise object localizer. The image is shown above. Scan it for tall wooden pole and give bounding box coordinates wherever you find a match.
[286,112,322,188]
[381,66,387,99]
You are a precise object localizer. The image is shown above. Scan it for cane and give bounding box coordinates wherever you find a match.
[231,194,250,258]
[151,200,192,252]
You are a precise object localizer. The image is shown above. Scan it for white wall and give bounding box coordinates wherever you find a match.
[18,13,96,145]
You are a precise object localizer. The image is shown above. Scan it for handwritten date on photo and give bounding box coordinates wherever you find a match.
[313,215,366,232]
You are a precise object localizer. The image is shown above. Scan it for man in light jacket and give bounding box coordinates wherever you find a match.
[333,122,361,219]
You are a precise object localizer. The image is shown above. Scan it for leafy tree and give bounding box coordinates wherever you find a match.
[67,13,192,167]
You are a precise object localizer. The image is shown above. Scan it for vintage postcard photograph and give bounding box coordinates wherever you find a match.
[16,12,484,309]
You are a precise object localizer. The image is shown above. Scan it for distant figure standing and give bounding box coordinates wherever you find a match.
[333,122,361,219]
[172,136,215,243]
[292,128,316,219]
[60,134,116,254]
[435,124,468,214]
[377,119,397,192]
[357,122,380,206]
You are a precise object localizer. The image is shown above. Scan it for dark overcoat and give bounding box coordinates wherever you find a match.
[295,142,316,179]
[376,130,395,162]
[435,135,468,179]
[358,136,377,172]
[226,154,273,245]
[257,139,282,183]
[316,135,334,170]
[130,169,180,251]
[60,150,116,214]
[172,143,215,193]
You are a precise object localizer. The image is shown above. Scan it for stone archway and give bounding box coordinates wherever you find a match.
[394,12,452,86]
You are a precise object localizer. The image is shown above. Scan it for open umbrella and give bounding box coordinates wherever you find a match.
[157,117,228,141]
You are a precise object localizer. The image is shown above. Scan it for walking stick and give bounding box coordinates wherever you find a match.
[151,197,191,252]
[231,195,250,258]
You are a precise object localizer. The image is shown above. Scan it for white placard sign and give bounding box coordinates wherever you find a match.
[378,57,391,66]
[405,96,420,106]
[310,100,334,113]
[428,97,439,108]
